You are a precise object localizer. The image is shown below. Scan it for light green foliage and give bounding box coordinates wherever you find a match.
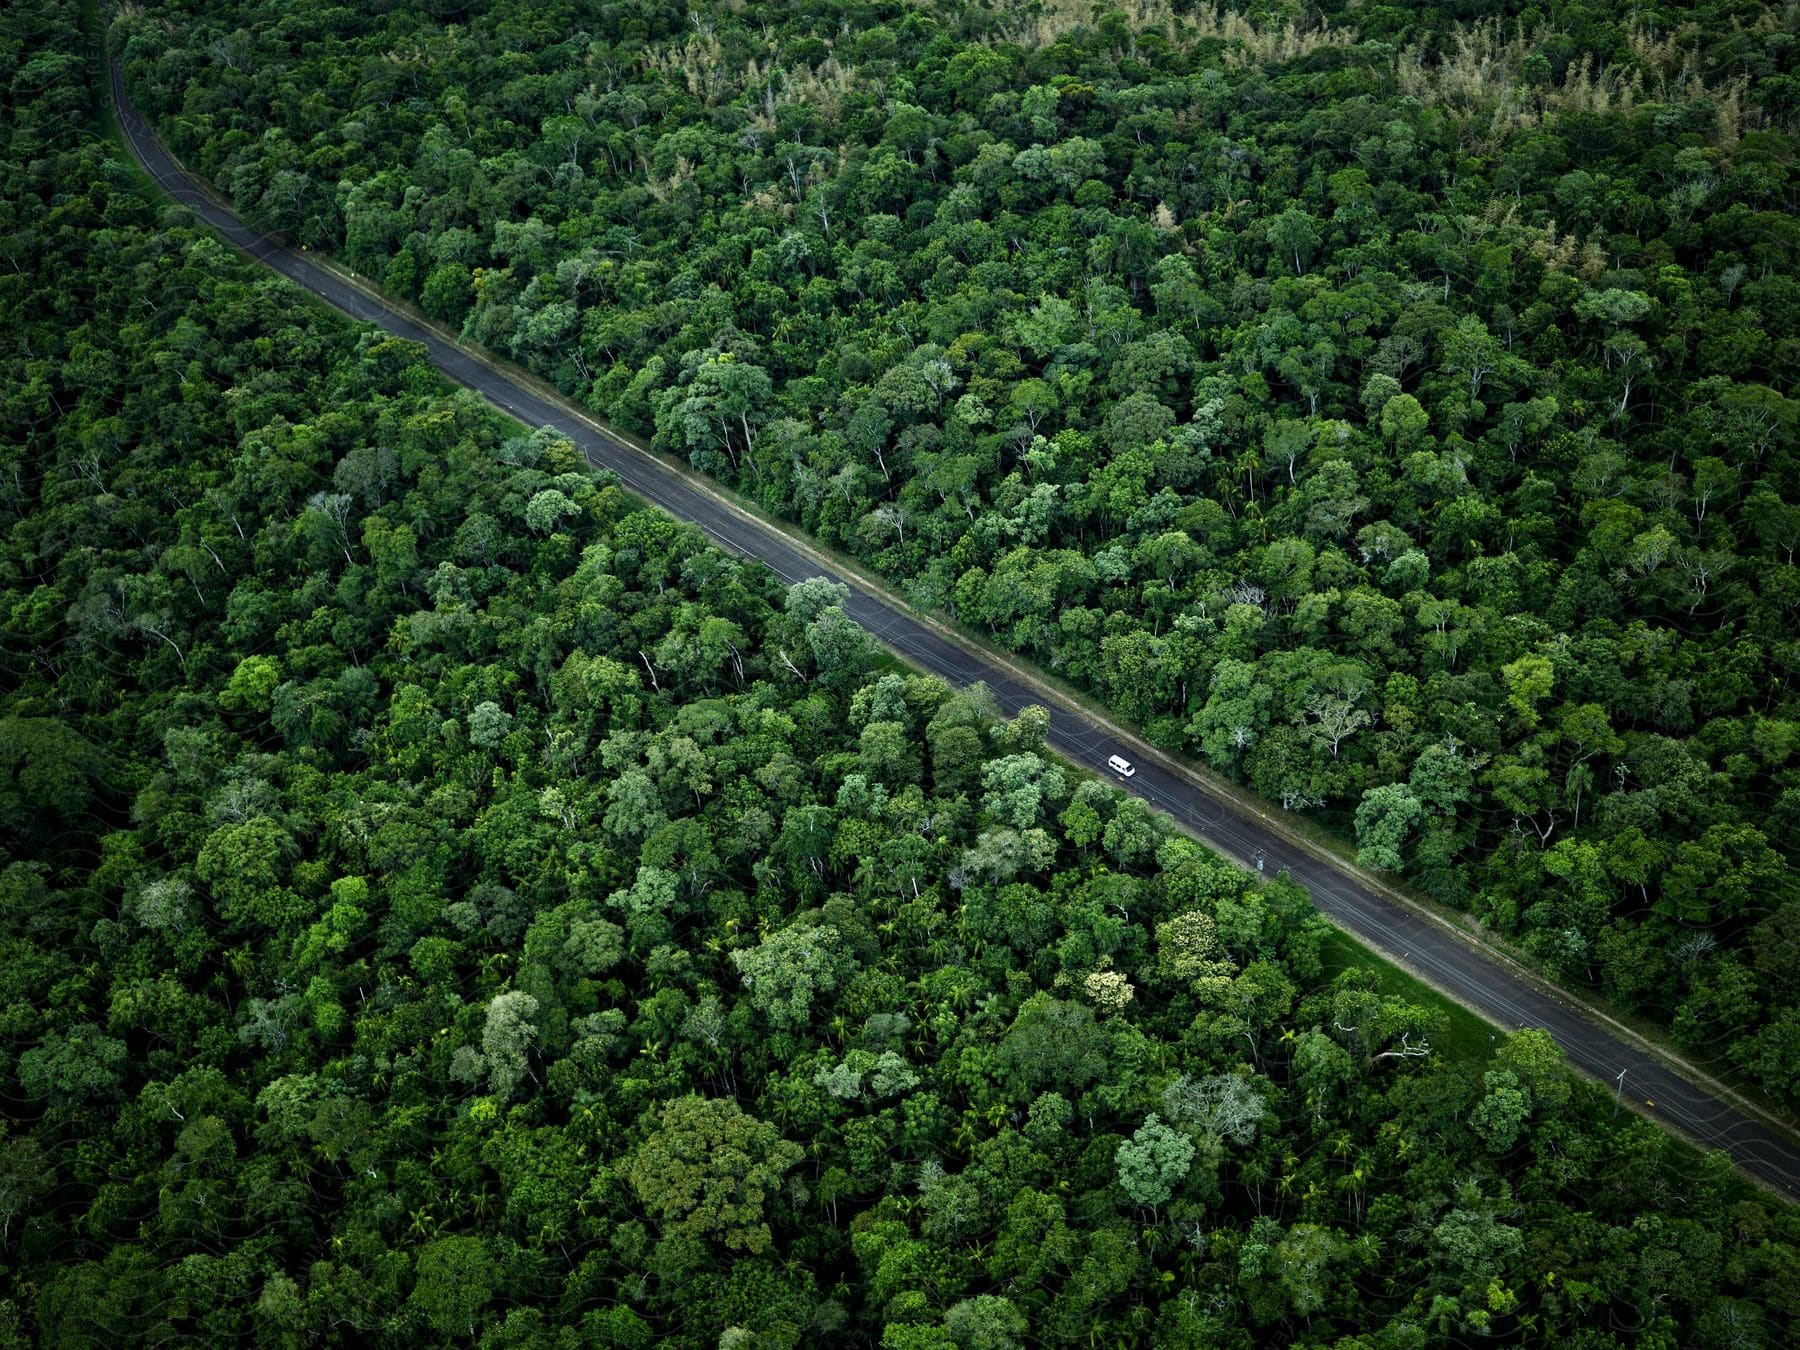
[410,1236,494,1338]
[1293,1030,1356,1101]
[467,700,513,748]
[1354,783,1425,872]
[1493,1028,1572,1113]
[1431,1206,1526,1291]
[1154,909,1237,992]
[219,656,282,713]
[980,752,1065,829]
[479,990,540,1100]
[785,577,851,626]
[17,1024,127,1103]
[817,1049,921,1102]
[1470,1070,1535,1153]
[1271,1223,1340,1318]
[194,815,294,914]
[730,922,855,1032]
[1160,1073,1267,1150]
[1115,1114,1195,1207]
[125,877,195,933]
[627,1097,803,1253]
[942,1295,1028,1350]
[564,912,625,975]
[524,487,579,535]
[1500,654,1555,728]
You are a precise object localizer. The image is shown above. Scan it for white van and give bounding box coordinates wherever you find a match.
[1107,754,1136,778]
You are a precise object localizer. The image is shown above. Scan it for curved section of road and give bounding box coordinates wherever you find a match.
[110,56,1799,1198]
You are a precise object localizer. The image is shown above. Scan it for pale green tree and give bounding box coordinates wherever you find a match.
[628,1096,802,1253]
[1116,1114,1195,1208]
[410,1236,494,1338]
[730,922,854,1032]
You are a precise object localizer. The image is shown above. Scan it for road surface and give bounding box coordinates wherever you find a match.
[109,56,1800,1199]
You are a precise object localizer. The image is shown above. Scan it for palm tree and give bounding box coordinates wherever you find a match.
[1239,1153,1271,1213]
[1233,445,1264,503]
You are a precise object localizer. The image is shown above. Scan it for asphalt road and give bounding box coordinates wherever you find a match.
[110,57,1800,1199]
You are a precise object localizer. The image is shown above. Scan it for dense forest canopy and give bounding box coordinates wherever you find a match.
[0,0,1796,1345]
[117,0,1800,1109]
